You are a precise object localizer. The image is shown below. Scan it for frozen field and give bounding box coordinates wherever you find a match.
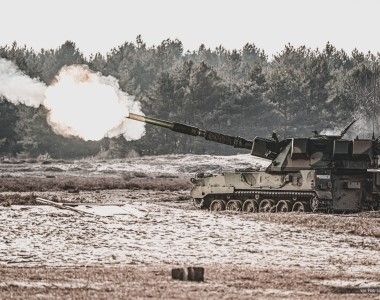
[1,190,379,272]
[0,154,268,178]
[0,155,379,298]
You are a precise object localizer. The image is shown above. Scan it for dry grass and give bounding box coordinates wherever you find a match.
[0,193,37,206]
[0,265,377,299]
[0,176,191,193]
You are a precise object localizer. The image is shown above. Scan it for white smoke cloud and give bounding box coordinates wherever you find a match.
[319,128,340,136]
[321,113,378,139]
[347,115,378,139]
[0,58,145,141]
[0,58,46,107]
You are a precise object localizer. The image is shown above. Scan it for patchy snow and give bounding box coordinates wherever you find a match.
[0,154,269,178]
[318,278,380,289]
[75,204,147,217]
[0,280,107,290]
[0,192,378,276]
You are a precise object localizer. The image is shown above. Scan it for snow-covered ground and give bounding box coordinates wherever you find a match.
[1,156,379,297]
[0,190,378,278]
[0,154,270,177]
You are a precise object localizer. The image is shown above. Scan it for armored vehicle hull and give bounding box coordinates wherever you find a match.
[191,170,379,213]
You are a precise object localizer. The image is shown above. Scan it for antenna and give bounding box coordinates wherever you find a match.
[339,120,357,138]
[373,63,378,140]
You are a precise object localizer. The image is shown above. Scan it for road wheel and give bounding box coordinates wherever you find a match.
[209,199,226,212]
[259,199,274,212]
[242,199,258,213]
[276,200,291,213]
[292,201,305,212]
[226,200,243,211]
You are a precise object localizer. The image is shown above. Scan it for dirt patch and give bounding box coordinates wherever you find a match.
[0,265,378,299]
[0,193,37,206]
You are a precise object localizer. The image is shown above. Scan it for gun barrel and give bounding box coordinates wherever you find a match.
[128,113,174,130]
[127,113,252,150]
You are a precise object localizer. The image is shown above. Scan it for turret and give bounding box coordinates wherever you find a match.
[128,113,378,171]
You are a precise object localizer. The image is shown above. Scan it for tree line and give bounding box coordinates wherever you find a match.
[0,37,379,158]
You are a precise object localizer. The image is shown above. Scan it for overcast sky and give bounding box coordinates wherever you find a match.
[1,0,380,58]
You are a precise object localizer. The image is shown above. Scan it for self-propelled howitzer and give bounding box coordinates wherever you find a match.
[128,113,380,213]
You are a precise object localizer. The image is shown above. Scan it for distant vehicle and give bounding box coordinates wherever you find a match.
[128,113,380,213]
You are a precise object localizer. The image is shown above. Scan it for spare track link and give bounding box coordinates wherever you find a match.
[233,190,315,200]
